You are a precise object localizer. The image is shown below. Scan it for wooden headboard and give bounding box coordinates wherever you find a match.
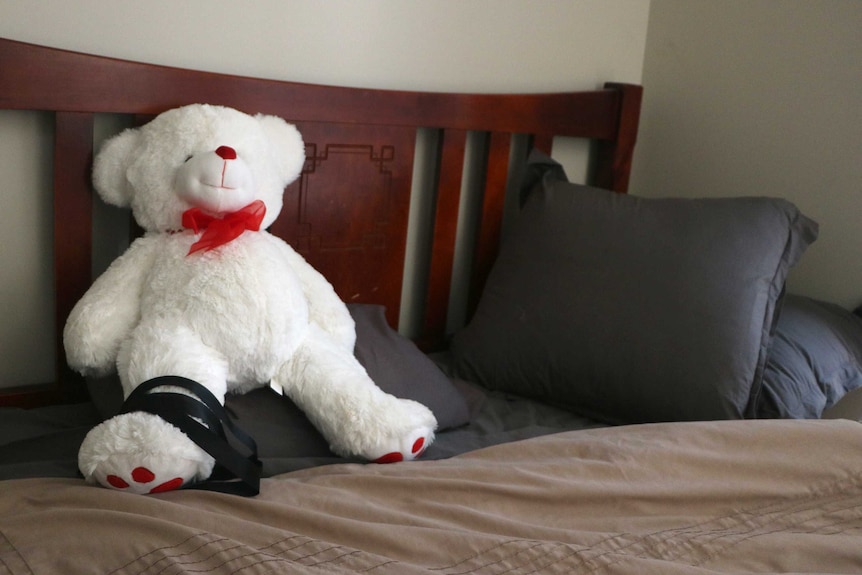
[0,37,642,408]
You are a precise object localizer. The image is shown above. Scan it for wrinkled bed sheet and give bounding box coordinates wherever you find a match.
[2,419,861,574]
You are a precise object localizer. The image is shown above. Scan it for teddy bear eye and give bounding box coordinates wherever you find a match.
[183,155,193,163]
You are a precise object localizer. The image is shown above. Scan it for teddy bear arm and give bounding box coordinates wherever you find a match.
[63,239,157,376]
[277,241,356,350]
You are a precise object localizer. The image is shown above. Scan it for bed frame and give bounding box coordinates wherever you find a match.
[0,37,642,408]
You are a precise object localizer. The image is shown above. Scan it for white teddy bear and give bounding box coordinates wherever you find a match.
[65,104,436,494]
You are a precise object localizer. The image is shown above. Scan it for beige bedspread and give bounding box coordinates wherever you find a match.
[2,419,861,574]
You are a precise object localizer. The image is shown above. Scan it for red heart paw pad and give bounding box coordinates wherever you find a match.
[106,466,184,494]
[412,437,425,454]
[372,437,429,464]
[373,452,404,464]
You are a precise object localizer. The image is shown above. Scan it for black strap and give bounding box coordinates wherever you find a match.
[120,376,262,496]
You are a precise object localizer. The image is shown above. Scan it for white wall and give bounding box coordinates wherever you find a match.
[0,0,648,92]
[633,0,862,310]
[0,0,650,388]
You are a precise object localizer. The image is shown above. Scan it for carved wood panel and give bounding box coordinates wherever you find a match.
[269,123,416,327]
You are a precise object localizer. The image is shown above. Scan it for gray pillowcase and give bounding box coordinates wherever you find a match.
[759,294,862,419]
[348,303,469,430]
[451,156,818,424]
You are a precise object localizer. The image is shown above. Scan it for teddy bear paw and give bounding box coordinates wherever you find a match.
[78,411,215,495]
[370,424,435,464]
[358,399,436,464]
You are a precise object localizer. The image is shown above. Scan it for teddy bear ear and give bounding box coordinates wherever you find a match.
[92,127,141,207]
[255,114,306,185]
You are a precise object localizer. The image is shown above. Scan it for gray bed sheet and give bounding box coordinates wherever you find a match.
[0,379,605,481]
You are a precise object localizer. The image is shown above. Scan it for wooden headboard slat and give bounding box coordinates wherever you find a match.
[421,129,468,348]
[0,37,642,406]
[53,112,96,404]
[467,131,515,322]
[593,82,643,192]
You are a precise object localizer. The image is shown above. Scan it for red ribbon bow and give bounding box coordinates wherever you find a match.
[181,200,266,255]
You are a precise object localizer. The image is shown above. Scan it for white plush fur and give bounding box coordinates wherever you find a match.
[66,104,436,493]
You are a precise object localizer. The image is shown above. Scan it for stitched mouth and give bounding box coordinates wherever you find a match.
[202,182,237,191]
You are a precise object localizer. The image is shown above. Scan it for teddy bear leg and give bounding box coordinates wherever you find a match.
[275,323,437,463]
[78,323,227,493]
[118,322,229,401]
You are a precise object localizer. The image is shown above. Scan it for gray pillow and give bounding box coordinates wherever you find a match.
[451,154,818,424]
[759,294,862,419]
[348,303,469,430]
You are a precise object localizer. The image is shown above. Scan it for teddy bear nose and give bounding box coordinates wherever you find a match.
[215,146,237,160]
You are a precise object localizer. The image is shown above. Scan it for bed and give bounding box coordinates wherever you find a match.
[2,37,862,574]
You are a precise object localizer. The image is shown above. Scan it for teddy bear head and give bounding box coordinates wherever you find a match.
[92,104,305,232]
